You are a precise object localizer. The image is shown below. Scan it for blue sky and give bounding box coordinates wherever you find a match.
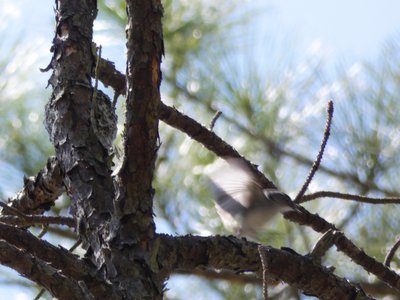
[1,0,400,299]
[262,0,400,63]
[2,1,400,74]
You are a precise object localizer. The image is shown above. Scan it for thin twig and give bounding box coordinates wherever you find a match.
[90,45,102,142]
[0,214,76,228]
[209,111,222,130]
[69,238,82,252]
[309,229,336,261]
[258,245,269,300]
[2,198,75,228]
[0,201,27,218]
[384,236,400,267]
[33,288,46,300]
[294,100,333,203]
[112,92,120,107]
[299,191,400,205]
[37,226,48,239]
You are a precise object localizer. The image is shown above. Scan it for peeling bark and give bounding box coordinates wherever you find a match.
[6,156,64,214]
[44,0,116,290]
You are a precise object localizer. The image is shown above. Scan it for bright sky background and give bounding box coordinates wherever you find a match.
[1,0,400,299]
[263,0,400,64]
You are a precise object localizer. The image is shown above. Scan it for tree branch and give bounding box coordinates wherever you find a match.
[157,234,374,300]
[0,201,75,227]
[174,269,269,285]
[0,224,89,280]
[313,229,400,292]
[0,223,116,298]
[0,240,91,299]
[299,191,400,204]
[0,214,75,228]
[166,75,399,197]
[5,156,64,214]
[175,268,400,298]
[309,229,336,261]
[258,245,269,300]
[294,100,333,202]
[158,102,277,189]
[384,236,400,267]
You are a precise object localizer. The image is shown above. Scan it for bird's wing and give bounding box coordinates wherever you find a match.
[209,159,263,212]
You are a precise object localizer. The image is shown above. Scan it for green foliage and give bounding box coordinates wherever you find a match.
[0,39,53,178]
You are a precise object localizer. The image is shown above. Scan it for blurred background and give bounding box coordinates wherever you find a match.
[1,0,400,299]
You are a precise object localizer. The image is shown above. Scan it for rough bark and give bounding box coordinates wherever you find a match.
[45,0,165,298]
[43,0,119,297]
[100,0,165,298]
[157,235,374,300]
[7,156,64,214]
[0,241,89,299]
[0,224,116,297]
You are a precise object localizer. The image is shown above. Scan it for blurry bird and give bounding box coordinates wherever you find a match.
[209,158,298,238]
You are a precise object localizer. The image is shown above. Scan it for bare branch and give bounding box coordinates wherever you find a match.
[0,200,27,217]
[159,102,276,188]
[0,240,90,299]
[0,223,117,297]
[0,200,75,227]
[157,234,374,300]
[332,230,400,291]
[97,56,126,96]
[385,236,400,267]
[309,229,336,262]
[294,100,333,202]
[37,225,48,238]
[209,111,222,130]
[299,191,400,204]
[258,245,269,300]
[0,224,89,279]
[48,226,79,240]
[175,268,400,298]
[0,215,75,228]
[70,238,83,252]
[34,237,83,300]
[174,269,271,285]
[33,289,46,300]
[361,282,400,298]
[5,156,64,215]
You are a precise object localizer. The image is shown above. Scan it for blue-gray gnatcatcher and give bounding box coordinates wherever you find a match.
[209,159,298,238]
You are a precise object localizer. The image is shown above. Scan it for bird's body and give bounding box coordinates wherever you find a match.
[209,159,297,238]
